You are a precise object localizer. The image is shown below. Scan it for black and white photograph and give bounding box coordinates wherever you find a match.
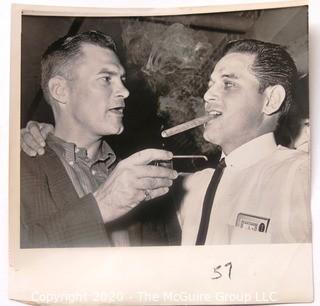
[19,5,311,249]
[8,1,315,305]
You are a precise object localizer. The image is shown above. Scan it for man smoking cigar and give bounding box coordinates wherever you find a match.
[177,39,311,244]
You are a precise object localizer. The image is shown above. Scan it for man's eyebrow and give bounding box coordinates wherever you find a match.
[221,73,238,79]
[98,68,126,77]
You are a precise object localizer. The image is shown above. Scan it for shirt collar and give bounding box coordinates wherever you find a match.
[223,133,277,169]
[47,133,116,167]
[94,140,117,166]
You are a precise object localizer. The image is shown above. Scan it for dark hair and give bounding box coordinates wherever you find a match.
[222,39,298,116]
[41,30,117,103]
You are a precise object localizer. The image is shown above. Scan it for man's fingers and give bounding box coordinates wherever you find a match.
[39,123,54,141]
[125,149,173,166]
[144,187,170,201]
[21,131,44,155]
[132,187,170,206]
[20,140,37,157]
[134,177,173,190]
[26,121,54,147]
[135,165,178,179]
[27,122,46,147]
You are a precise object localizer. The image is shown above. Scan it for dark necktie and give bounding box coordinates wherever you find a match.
[196,158,226,245]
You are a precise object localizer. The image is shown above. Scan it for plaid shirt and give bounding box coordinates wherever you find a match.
[47,133,116,197]
[47,133,132,246]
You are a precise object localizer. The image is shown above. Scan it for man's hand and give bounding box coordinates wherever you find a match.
[21,121,54,156]
[94,149,178,223]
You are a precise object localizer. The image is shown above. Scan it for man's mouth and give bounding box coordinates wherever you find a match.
[204,110,222,128]
[207,110,222,118]
[109,106,125,115]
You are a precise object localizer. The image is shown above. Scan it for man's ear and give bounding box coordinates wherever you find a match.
[262,85,286,115]
[48,76,69,104]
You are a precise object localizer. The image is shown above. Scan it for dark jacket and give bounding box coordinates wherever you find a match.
[20,147,181,248]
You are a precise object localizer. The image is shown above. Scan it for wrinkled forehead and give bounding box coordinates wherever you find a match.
[71,43,125,74]
[211,52,256,78]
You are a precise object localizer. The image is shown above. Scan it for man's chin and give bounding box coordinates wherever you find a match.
[203,130,215,144]
[100,124,124,136]
[115,127,124,135]
[113,123,124,135]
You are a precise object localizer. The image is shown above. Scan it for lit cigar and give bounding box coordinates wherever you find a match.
[161,114,215,138]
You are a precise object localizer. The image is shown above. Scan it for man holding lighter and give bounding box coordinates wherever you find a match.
[20,31,178,248]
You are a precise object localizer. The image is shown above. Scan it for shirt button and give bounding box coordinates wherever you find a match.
[75,147,80,153]
[91,170,97,175]
[69,161,74,166]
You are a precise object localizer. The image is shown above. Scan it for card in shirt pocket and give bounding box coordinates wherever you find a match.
[227,213,272,244]
[236,213,270,233]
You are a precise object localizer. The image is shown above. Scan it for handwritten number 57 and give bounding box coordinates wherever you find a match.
[211,262,232,280]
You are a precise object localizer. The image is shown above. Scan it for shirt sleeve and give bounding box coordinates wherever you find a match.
[287,157,312,243]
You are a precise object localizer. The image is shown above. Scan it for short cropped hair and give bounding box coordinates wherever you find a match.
[222,39,298,116]
[41,30,117,103]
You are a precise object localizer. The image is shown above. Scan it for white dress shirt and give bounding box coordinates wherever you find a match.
[178,133,311,245]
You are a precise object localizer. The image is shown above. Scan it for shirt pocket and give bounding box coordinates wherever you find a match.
[228,225,272,244]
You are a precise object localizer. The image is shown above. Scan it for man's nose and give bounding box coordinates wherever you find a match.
[117,82,130,99]
[203,86,218,104]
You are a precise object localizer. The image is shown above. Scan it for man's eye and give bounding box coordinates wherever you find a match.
[102,76,111,82]
[224,81,235,89]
